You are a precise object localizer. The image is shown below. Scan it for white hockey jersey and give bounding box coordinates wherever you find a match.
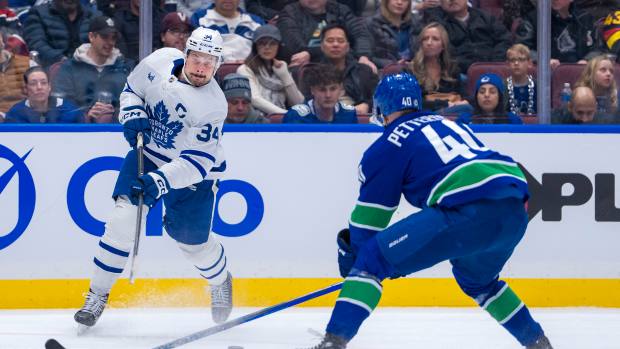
[119,48,228,190]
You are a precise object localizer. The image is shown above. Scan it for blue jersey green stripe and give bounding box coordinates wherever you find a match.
[337,276,383,314]
[350,201,398,231]
[427,160,526,206]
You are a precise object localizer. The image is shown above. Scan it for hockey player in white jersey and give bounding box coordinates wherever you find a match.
[74,27,233,329]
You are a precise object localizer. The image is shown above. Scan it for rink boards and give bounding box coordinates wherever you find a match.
[0,124,619,309]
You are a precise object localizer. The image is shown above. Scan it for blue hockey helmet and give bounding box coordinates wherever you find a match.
[372,73,422,125]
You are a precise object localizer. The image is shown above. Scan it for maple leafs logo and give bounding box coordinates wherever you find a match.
[146,101,183,149]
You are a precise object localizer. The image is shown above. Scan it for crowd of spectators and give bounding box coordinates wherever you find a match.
[0,0,619,125]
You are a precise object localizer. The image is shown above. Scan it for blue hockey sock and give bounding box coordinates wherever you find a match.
[481,282,544,346]
[325,274,383,341]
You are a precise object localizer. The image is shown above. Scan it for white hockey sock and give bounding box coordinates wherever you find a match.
[90,197,146,295]
[178,237,229,286]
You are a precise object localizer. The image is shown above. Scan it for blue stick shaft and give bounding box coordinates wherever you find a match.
[152,282,343,349]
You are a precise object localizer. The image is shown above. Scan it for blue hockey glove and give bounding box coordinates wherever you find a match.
[122,117,151,148]
[130,170,170,207]
[337,228,356,278]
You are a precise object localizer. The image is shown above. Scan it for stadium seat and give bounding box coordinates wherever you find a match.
[268,113,284,123]
[550,64,585,109]
[48,61,65,85]
[215,63,242,84]
[357,114,370,123]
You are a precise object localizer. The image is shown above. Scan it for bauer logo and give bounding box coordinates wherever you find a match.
[0,145,36,250]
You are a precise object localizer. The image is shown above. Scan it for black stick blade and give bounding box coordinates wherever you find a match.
[45,339,66,349]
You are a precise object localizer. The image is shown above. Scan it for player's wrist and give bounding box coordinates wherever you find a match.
[146,170,170,197]
[119,106,148,125]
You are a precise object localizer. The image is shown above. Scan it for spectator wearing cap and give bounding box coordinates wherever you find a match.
[161,12,191,52]
[457,73,522,124]
[191,0,264,63]
[52,15,134,123]
[236,24,304,116]
[23,0,101,67]
[0,30,29,116]
[114,0,164,62]
[5,66,84,123]
[222,73,270,124]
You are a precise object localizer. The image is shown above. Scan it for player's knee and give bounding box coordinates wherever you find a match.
[455,274,504,305]
[177,236,223,265]
[104,196,147,247]
[351,238,395,281]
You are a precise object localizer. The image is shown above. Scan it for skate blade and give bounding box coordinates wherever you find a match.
[77,324,90,336]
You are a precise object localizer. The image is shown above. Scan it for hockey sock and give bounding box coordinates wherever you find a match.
[325,274,383,341]
[178,239,228,286]
[481,282,544,346]
[91,238,130,295]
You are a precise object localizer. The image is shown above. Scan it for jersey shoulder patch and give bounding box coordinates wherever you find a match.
[291,104,311,116]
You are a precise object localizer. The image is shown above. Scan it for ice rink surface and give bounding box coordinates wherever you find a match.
[1,307,619,349]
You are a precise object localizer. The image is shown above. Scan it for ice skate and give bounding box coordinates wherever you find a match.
[302,333,348,349]
[74,289,108,330]
[527,335,553,349]
[209,272,232,323]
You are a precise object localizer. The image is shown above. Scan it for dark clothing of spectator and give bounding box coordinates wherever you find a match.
[283,100,358,124]
[502,0,536,31]
[114,6,164,62]
[366,12,421,69]
[52,44,134,117]
[551,108,620,124]
[336,0,369,17]
[277,1,373,63]
[424,7,512,73]
[5,96,83,123]
[23,2,100,67]
[245,0,295,21]
[404,66,464,111]
[319,55,377,108]
[516,4,601,63]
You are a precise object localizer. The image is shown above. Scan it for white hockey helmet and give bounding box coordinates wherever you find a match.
[185,27,224,70]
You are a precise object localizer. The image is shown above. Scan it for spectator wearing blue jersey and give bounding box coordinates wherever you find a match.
[458,73,523,124]
[5,66,83,123]
[284,64,357,124]
[190,0,264,63]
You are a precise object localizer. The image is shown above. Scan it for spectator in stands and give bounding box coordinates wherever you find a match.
[222,73,270,124]
[424,0,512,74]
[502,0,535,32]
[516,0,601,69]
[406,22,469,112]
[505,44,537,115]
[178,0,212,17]
[114,0,164,62]
[160,12,191,52]
[23,0,100,67]
[318,23,378,115]
[551,85,619,123]
[52,15,134,123]
[277,0,376,73]
[366,0,421,69]
[0,2,27,55]
[5,66,83,123]
[0,30,29,116]
[284,64,357,124]
[245,0,295,23]
[412,0,441,16]
[191,0,264,63]
[236,24,304,115]
[457,73,522,124]
[337,0,379,17]
[575,55,619,114]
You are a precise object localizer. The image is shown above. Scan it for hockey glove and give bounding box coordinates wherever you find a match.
[122,116,151,148]
[337,228,356,278]
[130,170,170,207]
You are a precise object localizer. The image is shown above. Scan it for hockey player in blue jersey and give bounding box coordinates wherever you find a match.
[304,73,553,349]
[75,27,234,329]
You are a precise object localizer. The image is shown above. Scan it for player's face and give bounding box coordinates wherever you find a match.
[507,52,530,77]
[321,28,349,60]
[89,32,118,58]
[387,0,408,16]
[594,59,614,89]
[477,84,499,114]
[25,71,51,103]
[256,38,279,61]
[226,97,251,123]
[421,27,443,58]
[311,83,342,110]
[185,51,218,86]
[161,28,189,51]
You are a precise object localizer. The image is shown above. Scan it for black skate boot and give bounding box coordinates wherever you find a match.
[74,289,109,327]
[210,272,233,323]
[527,335,553,349]
[303,333,348,349]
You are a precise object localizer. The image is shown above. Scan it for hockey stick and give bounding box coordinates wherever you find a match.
[128,132,144,284]
[151,281,343,349]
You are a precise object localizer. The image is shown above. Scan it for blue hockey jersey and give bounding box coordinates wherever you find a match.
[348,112,528,250]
